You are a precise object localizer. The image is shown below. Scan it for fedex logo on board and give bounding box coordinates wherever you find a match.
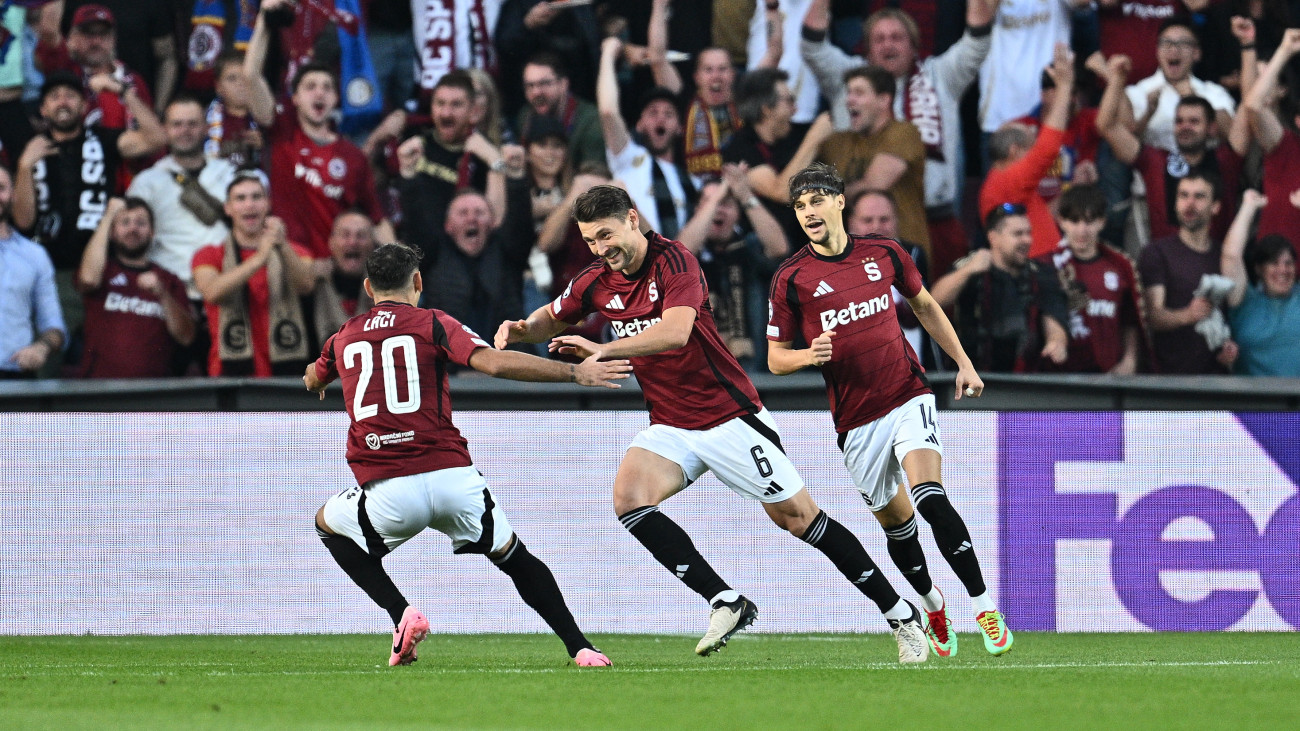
[999,413,1299,632]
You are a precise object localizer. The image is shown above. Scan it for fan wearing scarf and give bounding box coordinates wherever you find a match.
[800,0,995,279]
[191,170,317,376]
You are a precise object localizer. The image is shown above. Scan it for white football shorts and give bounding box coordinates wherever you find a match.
[839,393,944,511]
[629,408,805,503]
[323,465,514,557]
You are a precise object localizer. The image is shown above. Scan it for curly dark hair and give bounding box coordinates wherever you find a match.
[788,162,845,205]
[365,243,424,292]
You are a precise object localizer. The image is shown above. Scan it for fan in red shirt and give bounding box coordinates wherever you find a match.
[497,185,933,664]
[768,162,1014,658]
[76,196,195,378]
[1038,185,1147,374]
[980,44,1076,259]
[304,242,627,668]
[243,0,394,259]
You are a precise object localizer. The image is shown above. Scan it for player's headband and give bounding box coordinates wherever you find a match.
[790,183,844,201]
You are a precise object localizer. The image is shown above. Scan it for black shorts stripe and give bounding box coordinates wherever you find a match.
[356,491,391,558]
[452,488,498,555]
[837,431,847,452]
[740,413,785,454]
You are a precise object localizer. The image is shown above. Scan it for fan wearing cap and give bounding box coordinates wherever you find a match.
[596,35,695,239]
[52,1,177,113]
[930,202,1070,372]
[11,71,167,375]
[243,0,396,261]
[33,4,164,133]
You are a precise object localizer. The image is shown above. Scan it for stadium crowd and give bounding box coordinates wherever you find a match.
[2,0,1299,381]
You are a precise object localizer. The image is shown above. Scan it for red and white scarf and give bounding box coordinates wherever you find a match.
[414,0,498,91]
[901,62,944,162]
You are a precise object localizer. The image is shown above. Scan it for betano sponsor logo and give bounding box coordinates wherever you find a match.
[611,317,661,338]
[819,294,890,331]
[104,292,164,319]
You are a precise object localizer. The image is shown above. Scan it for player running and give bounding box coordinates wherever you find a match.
[304,243,629,668]
[767,163,1014,657]
[496,185,930,663]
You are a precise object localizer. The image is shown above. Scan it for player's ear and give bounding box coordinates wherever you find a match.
[363,277,375,299]
[412,270,423,295]
[836,194,845,210]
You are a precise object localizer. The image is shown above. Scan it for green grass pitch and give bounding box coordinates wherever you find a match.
[2,633,1297,729]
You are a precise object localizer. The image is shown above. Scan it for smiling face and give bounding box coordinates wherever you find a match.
[988,215,1033,268]
[577,210,645,274]
[1258,248,1297,298]
[866,16,914,78]
[1157,25,1200,84]
[792,189,846,248]
[292,71,338,128]
[41,85,87,134]
[165,100,207,157]
[527,136,567,180]
[444,193,494,257]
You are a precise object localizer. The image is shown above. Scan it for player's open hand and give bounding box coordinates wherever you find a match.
[574,354,633,389]
[550,334,601,360]
[954,364,983,400]
[495,319,528,349]
[808,330,834,366]
[303,362,326,399]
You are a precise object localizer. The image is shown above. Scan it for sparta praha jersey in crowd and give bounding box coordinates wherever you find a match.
[768,234,931,432]
[313,301,490,485]
[551,232,762,429]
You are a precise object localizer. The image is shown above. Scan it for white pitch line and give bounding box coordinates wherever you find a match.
[3,659,1289,678]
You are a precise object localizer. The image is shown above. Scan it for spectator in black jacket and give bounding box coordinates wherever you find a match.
[417,144,535,343]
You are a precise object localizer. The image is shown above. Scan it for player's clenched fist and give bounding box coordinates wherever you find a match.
[495,319,529,349]
[809,330,835,366]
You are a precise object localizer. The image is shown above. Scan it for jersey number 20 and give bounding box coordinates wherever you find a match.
[343,336,421,420]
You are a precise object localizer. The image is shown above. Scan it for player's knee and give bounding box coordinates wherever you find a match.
[913,483,963,530]
[764,493,819,537]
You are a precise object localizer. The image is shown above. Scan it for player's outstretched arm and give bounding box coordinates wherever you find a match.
[468,348,632,388]
[551,306,696,359]
[908,286,984,399]
[767,332,835,375]
[496,304,569,348]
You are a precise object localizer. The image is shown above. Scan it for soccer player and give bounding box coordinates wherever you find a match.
[303,243,629,668]
[766,162,1014,657]
[496,185,931,663]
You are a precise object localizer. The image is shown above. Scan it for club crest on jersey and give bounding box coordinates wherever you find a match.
[864,261,882,281]
[819,294,890,331]
[1104,271,1119,291]
[328,157,347,179]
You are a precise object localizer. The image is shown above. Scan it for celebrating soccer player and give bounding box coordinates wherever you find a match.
[767,163,1014,657]
[304,243,630,668]
[496,185,932,663]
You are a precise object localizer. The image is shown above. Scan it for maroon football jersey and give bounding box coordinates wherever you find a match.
[80,259,190,378]
[313,301,489,485]
[550,233,762,430]
[768,234,930,433]
[1040,244,1144,373]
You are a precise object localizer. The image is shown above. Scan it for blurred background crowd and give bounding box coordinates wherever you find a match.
[1,0,1297,382]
